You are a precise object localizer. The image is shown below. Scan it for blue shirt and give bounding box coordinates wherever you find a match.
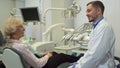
[92,16,104,29]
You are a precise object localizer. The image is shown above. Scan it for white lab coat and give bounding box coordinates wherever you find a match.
[69,19,116,68]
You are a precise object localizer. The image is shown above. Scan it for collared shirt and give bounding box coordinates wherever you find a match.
[7,39,49,68]
[92,16,104,29]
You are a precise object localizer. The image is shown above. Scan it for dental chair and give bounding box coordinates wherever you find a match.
[57,62,71,68]
[0,30,6,68]
[0,30,6,47]
[114,56,120,68]
[2,48,27,68]
[0,30,27,68]
[0,30,6,53]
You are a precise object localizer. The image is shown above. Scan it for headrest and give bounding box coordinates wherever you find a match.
[0,31,6,46]
[114,56,120,63]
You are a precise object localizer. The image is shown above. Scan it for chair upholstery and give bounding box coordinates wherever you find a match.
[0,31,6,46]
[0,30,6,54]
[2,48,27,68]
[114,56,120,68]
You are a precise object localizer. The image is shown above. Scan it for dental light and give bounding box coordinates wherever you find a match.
[64,1,81,18]
[42,1,81,41]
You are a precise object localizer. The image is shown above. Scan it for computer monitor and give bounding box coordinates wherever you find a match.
[20,7,40,22]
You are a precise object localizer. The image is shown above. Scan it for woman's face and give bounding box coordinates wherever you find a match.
[14,25,25,39]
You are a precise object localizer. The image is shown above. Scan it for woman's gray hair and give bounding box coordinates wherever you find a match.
[2,17,23,37]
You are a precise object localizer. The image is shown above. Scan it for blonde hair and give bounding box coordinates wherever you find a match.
[2,17,23,36]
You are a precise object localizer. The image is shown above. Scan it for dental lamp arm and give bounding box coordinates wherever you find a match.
[41,8,66,24]
[62,28,75,32]
[41,8,66,37]
[43,23,64,41]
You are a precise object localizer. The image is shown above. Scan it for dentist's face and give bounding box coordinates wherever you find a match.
[86,4,99,22]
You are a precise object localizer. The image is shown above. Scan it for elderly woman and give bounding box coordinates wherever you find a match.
[2,17,53,68]
[2,17,80,68]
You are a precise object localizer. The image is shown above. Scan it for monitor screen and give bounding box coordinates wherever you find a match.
[20,7,40,22]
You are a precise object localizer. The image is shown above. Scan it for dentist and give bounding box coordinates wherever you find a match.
[69,1,116,68]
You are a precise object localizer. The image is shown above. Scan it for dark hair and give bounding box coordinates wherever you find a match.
[87,1,105,14]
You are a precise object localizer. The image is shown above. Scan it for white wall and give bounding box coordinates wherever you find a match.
[15,0,25,18]
[0,0,25,28]
[51,0,65,45]
[50,0,74,46]
[25,0,39,7]
[0,0,15,28]
[76,0,120,57]
[103,0,120,57]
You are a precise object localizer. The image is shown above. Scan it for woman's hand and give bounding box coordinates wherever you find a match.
[41,51,53,58]
[46,52,52,58]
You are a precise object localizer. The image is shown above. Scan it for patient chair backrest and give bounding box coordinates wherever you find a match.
[114,56,120,68]
[0,30,6,53]
[0,30,6,46]
[2,48,27,68]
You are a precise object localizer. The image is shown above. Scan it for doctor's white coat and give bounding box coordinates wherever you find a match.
[69,19,116,68]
